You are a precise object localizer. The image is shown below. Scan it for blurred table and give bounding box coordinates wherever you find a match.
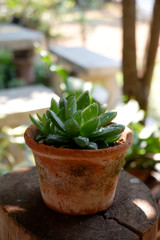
[0,84,59,128]
[50,46,121,108]
[0,23,44,83]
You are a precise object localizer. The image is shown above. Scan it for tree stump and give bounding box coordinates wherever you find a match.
[0,167,158,240]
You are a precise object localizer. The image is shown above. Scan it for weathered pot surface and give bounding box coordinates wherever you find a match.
[24,124,133,215]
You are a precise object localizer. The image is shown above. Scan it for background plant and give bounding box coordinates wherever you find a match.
[123,122,160,175]
[112,99,160,181]
[0,125,33,176]
[0,50,25,89]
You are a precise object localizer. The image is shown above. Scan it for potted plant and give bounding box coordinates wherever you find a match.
[24,91,133,215]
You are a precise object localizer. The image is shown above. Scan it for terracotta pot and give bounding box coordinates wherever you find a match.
[24,124,133,215]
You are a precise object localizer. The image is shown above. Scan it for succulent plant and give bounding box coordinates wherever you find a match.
[30,91,125,150]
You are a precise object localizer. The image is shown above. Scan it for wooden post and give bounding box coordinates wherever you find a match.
[0,167,158,240]
[13,48,35,84]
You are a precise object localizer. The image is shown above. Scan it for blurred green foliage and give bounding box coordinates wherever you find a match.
[0,0,104,42]
[114,99,160,179]
[0,125,34,176]
[1,0,75,24]
[34,58,51,86]
[0,49,51,89]
[0,50,25,89]
[124,122,160,173]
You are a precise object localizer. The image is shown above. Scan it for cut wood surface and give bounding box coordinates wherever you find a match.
[0,167,158,240]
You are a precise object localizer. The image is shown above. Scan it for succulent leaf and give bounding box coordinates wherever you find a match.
[50,122,55,134]
[46,110,65,132]
[59,96,67,109]
[97,140,109,149]
[90,124,125,140]
[65,95,77,120]
[29,114,45,134]
[54,126,66,136]
[77,91,90,110]
[57,107,66,121]
[42,113,47,128]
[73,110,83,126]
[46,134,69,145]
[105,134,121,143]
[86,142,98,150]
[82,103,98,122]
[36,135,46,143]
[44,119,51,135]
[98,112,117,129]
[65,118,80,137]
[36,113,42,121]
[80,117,99,137]
[30,92,125,149]
[66,93,76,100]
[50,98,59,113]
[74,136,89,148]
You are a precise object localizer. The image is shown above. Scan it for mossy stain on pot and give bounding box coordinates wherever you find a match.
[69,164,94,177]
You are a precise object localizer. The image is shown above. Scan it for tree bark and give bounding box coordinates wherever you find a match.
[122,0,160,113]
[122,0,138,99]
[137,0,160,111]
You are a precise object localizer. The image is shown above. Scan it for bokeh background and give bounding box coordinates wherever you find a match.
[0,0,160,197]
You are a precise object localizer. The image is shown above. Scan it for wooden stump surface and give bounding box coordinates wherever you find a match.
[0,167,158,240]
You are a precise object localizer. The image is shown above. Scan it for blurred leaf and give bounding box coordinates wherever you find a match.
[56,67,68,79]
[90,124,125,140]
[59,96,67,109]
[57,107,66,121]
[42,113,47,128]
[65,118,80,137]
[36,113,42,121]
[50,98,59,113]
[77,91,90,110]
[74,136,89,148]
[82,103,98,122]
[80,117,99,137]
[106,134,121,143]
[46,134,68,145]
[46,110,65,132]
[65,95,77,119]
[29,115,44,133]
[98,112,117,129]
[86,142,98,150]
[97,140,109,149]
[73,110,83,126]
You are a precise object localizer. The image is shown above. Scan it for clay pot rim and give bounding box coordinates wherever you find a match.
[24,124,133,156]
